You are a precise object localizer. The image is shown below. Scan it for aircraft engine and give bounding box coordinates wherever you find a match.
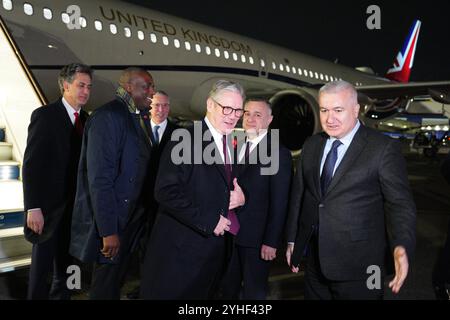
[269,89,320,151]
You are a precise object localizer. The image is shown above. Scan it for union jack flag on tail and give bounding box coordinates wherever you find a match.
[386,20,421,83]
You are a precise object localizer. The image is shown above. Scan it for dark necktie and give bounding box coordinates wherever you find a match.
[222,135,240,235]
[153,125,160,146]
[244,140,251,164]
[74,111,83,136]
[320,139,342,196]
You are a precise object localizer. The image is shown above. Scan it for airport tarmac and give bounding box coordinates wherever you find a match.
[1,146,449,300]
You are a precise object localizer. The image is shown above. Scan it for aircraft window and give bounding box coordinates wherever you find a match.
[309,71,314,78]
[195,44,201,53]
[205,46,211,55]
[279,64,284,71]
[271,62,276,70]
[249,57,254,65]
[94,20,102,31]
[260,59,265,68]
[233,53,238,61]
[215,48,221,57]
[137,30,144,40]
[123,27,131,38]
[23,3,33,16]
[298,68,302,75]
[224,50,229,59]
[110,24,117,35]
[320,73,324,80]
[286,65,290,73]
[303,69,308,76]
[292,67,297,74]
[325,75,329,81]
[43,8,52,20]
[80,16,87,28]
[150,33,157,43]
[61,13,70,24]
[185,41,191,51]
[241,55,246,63]
[314,72,319,79]
[174,39,180,48]
[2,0,13,11]
[163,36,169,46]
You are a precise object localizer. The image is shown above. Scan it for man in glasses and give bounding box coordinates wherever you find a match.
[141,80,246,299]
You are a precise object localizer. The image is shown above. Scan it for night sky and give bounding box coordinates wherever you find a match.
[125,0,450,82]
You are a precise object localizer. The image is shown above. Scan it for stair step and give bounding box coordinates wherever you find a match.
[0,180,23,211]
[0,142,12,160]
[0,226,31,272]
[0,254,31,273]
[0,161,20,180]
[0,210,24,230]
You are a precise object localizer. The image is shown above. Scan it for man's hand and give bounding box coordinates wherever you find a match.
[286,243,299,273]
[389,246,409,294]
[27,209,44,235]
[214,215,231,236]
[261,244,277,261]
[101,234,120,259]
[229,178,245,210]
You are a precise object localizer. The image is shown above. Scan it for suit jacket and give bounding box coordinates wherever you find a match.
[70,98,152,263]
[22,99,88,244]
[141,120,239,299]
[286,125,416,281]
[146,120,179,214]
[235,133,292,249]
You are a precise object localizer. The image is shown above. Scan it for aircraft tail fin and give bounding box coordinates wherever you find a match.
[386,20,421,83]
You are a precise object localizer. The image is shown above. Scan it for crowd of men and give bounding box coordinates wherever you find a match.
[21,63,420,300]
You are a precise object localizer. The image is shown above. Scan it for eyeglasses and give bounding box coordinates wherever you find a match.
[151,103,170,109]
[212,98,244,117]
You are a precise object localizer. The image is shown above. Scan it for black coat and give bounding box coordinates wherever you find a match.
[286,125,416,281]
[22,99,88,244]
[69,98,152,263]
[141,121,239,299]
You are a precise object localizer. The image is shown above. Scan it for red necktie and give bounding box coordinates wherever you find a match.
[222,135,240,235]
[74,111,84,136]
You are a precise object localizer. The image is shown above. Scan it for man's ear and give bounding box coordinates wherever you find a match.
[206,98,214,113]
[63,80,70,93]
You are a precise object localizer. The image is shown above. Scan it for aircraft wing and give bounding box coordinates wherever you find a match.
[357,81,450,103]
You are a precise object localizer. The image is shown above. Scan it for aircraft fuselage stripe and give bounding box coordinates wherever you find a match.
[28,65,313,87]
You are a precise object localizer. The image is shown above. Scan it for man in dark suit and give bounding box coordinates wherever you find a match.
[286,80,416,299]
[126,90,178,299]
[70,67,155,299]
[22,63,92,299]
[220,99,292,299]
[140,80,246,299]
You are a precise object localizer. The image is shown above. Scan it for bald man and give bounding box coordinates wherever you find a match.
[70,67,155,299]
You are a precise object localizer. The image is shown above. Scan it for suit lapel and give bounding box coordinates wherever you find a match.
[201,121,228,185]
[313,133,328,199]
[325,125,368,196]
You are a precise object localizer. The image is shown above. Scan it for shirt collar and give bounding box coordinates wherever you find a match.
[61,96,80,114]
[204,116,227,142]
[247,130,268,146]
[330,120,360,147]
[151,119,167,131]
